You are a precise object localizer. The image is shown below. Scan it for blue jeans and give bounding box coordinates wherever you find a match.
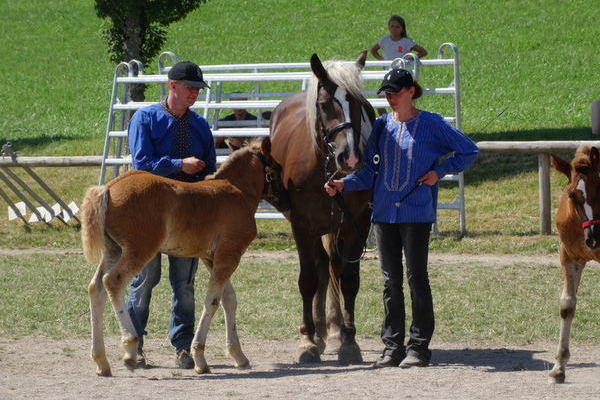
[127,253,199,353]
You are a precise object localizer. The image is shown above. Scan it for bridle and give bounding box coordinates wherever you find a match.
[570,175,600,231]
[581,220,600,230]
[250,149,289,210]
[314,82,368,263]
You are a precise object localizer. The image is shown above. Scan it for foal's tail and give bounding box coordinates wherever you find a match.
[80,185,108,264]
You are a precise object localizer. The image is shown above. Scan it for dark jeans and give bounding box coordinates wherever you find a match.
[374,222,434,362]
[128,253,199,353]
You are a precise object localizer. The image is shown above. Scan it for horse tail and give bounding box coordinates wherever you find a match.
[322,234,343,305]
[80,185,108,264]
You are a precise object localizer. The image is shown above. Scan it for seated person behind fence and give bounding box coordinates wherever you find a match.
[215,95,257,151]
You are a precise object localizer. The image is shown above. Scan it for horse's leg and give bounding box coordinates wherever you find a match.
[337,254,363,364]
[221,280,250,368]
[294,227,323,363]
[88,263,111,376]
[549,253,585,384]
[102,251,144,371]
[191,253,240,374]
[335,223,365,365]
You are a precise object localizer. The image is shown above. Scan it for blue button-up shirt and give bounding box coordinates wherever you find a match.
[343,111,479,223]
[127,103,216,182]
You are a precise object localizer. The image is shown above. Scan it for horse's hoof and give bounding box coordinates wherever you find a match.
[194,365,211,374]
[323,334,342,355]
[123,357,137,371]
[314,336,327,354]
[96,367,112,377]
[338,343,363,365]
[548,369,565,384]
[236,360,251,370]
[298,347,321,364]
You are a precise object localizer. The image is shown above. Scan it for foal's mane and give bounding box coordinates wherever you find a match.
[305,60,366,150]
[210,140,263,180]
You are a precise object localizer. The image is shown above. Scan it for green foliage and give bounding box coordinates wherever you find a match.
[94,0,206,63]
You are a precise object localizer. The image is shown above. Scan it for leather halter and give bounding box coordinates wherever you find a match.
[249,149,289,210]
[582,220,600,229]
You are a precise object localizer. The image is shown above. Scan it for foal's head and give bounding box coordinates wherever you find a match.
[306,51,373,174]
[552,146,600,249]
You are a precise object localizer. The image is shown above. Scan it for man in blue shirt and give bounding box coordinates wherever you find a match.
[127,61,216,369]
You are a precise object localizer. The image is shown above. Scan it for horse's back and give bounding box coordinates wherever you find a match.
[103,171,255,257]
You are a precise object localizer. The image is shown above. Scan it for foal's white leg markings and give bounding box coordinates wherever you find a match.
[191,278,224,374]
[102,269,139,368]
[221,280,249,368]
[89,265,111,376]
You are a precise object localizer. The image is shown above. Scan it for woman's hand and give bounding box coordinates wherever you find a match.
[418,171,439,186]
[324,179,344,197]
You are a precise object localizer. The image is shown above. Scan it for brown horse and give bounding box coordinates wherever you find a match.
[269,51,375,364]
[81,138,280,376]
[549,145,600,383]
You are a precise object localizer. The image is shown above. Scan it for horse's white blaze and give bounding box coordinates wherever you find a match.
[576,179,594,221]
[333,87,357,161]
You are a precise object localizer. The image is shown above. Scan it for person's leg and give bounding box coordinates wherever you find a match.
[401,222,434,364]
[168,256,199,353]
[374,222,406,363]
[127,253,162,340]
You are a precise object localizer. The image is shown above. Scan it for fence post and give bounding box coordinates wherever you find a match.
[538,153,551,234]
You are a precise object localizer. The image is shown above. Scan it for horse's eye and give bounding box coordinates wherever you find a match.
[576,166,590,174]
[568,189,584,204]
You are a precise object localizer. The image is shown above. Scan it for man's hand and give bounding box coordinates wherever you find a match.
[181,157,206,175]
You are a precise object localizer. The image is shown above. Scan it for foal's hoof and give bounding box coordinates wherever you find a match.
[236,361,251,370]
[95,367,112,377]
[194,364,211,374]
[123,357,137,372]
[338,343,363,365]
[298,346,321,364]
[548,369,565,384]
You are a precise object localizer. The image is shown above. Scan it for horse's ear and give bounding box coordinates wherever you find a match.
[590,147,600,171]
[550,153,572,182]
[261,136,271,156]
[310,53,329,83]
[355,50,367,70]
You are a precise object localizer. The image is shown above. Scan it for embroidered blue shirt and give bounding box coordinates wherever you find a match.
[343,111,479,223]
[128,103,216,182]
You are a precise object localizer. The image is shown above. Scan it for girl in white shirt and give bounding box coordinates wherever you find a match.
[370,15,427,60]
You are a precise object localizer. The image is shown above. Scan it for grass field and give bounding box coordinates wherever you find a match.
[1,0,598,254]
[3,253,600,345]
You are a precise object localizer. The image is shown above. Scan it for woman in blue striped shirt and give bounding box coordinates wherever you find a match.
[325,67,478,369]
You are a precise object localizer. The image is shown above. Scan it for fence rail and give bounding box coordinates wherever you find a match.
[3,140,598,233]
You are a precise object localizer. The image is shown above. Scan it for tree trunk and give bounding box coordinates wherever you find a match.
[123,14,145,102]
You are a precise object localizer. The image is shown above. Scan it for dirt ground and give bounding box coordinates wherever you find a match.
[1,335,599,400]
